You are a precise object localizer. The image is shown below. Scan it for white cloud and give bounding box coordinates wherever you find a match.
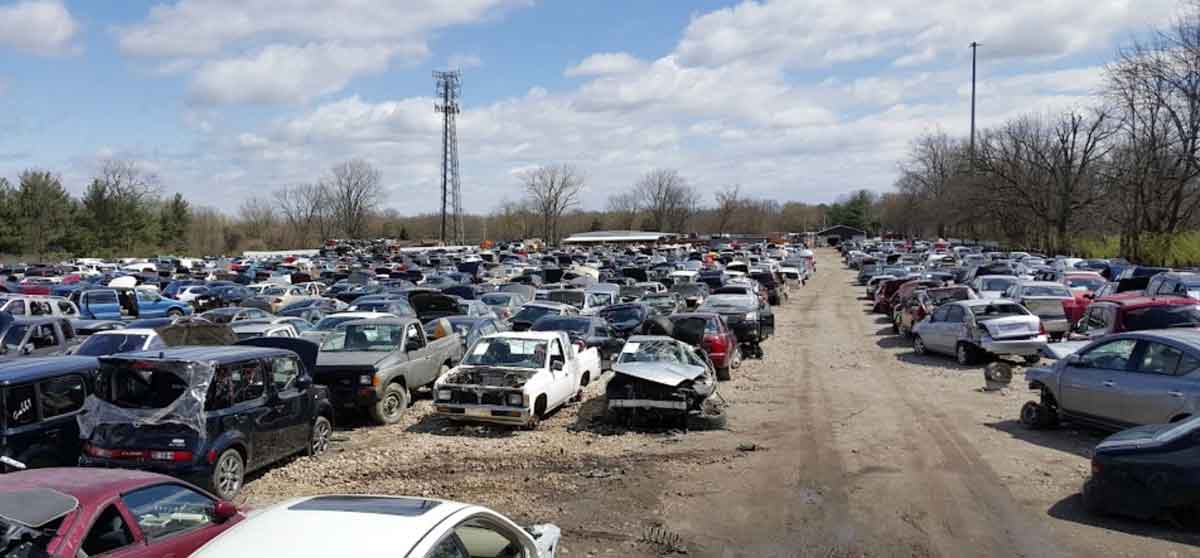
[448,53,483,69]
[0,0,79,55]
[190,42,411,104]
[564,52,644,77]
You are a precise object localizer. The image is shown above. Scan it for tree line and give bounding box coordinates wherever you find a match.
[866,3,1200,266]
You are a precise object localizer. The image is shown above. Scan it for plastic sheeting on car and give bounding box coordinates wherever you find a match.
[77,359,214,441]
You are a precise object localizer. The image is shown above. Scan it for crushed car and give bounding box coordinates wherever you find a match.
[606,335,723,430]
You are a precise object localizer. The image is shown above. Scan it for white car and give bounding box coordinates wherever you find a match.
[190,495,561,558]
[434,331,601,428]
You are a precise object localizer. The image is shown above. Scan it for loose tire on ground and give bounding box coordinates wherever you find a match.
[1019,401,1058,429]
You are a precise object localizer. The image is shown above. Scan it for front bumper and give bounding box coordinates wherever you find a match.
[981,334,1048,356]
[608,398,687,411]
[435,404,533,425]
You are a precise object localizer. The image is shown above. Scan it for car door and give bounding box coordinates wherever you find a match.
[118,482,239,558]
[943,305,969,349]
[253,355,308,461]
[218,361,272,469]
[136,291,164,318]
[547,338,575,408]
[1120,340,1197,425]
[403,323,435,387]
[923,306,952,353]
[1059,338,1139,422]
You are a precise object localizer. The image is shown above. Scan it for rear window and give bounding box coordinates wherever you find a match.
[967,303,1028,320]
[75,334,149,356]
[1123,305,1200,331]
[546,291,584,307]
[1024,285,1070,297]
[96,362,190,410]
[531,317,590,334]
[480,294,511,305]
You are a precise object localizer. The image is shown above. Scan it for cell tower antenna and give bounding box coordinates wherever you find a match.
[434,70,464,245]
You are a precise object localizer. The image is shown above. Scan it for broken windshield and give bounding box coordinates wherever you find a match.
[463,338,547,369]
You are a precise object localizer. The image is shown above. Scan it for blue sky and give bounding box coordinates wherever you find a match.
[0,0,1182,214]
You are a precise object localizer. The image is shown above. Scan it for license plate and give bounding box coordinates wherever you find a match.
[466,408,490,417]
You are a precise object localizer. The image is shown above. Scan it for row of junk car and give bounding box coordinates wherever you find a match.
[844,239,1200,528]
[0,240,814,558]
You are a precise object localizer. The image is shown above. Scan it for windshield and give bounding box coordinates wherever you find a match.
[75,334,149,356]
[982,278,1016,291]
[547,291,585,307]
[463,338,548,369]
[1065,277,1105,291]
[320,323,403,351]
[928,289,972,306]
[481,294,512,306]
[531,317,590,334]
[1023,285,1070,297]
[1124,305,1200,331]
[511,306,555,323]
[700,295,757,313]
[617,339,687,364]
[599,306,644,324]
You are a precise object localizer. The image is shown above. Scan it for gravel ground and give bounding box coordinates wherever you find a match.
[236,251,1200,557]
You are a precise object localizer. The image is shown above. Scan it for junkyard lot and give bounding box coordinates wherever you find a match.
[243,250,1200,557]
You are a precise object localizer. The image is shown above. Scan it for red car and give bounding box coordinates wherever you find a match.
[1070,295,1200,340]
[0,468,244,558]
[1059,271,1107,323]
[669,312,741,380]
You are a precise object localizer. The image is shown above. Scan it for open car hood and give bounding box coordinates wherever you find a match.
[612,361,705,387]
[408,291,460,320]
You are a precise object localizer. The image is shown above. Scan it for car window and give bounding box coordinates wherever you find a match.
[447,518,523,558]
[1079,339,1138,370]
[121,483,216,541]
[30,324,58,348]
[4,384,36,427]
[39,374,86,418]
[1137,342,1186,376]
[945,306,965,323]
[57,300,77,316]
[405,324,426,350]
[272,357,300,392]
[81,504,135,556]
[7,300,24,315]
[428,534,469,558]
[931,306,950,322]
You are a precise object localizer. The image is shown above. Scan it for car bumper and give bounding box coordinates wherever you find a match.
[81,457,209,482]
[435,404,533,425]
[708,350,730,368]
[608,398,688,411]
[981,335,1048,356]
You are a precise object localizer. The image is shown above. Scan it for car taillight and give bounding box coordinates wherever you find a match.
[1039,321,1047,336]
[85,445,192,462]
[705,334,726,351]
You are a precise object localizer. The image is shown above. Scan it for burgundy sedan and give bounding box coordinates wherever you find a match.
[668,312,741,380]
[0,468,244,558]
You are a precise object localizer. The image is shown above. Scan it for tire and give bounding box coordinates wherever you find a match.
[956,342,977,366]
[210,449,245,500]
[307,416,332,457]
[716,365,732,381]
[368,382,410,425]
[891,317,899,334]
[689,400,727,431]
[524,396,546,430]
[1080,479,1105,516]
[1020,401,1058,429]
[730,346,742,370]
[912,335,928,356]
[167,308,184,318]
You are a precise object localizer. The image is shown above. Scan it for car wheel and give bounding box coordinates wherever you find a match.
[308,416,332,457]
[730,346,742,370]
[210,449,244,500]
[167,308,184,318]
[1080,479,1105,516]
[524,397,546,430]
[580,371,591,387]
[1019,401,1059,429]
[716,365,732,381]
[369,383,410,425]
[912,336,927,355]
[956,343,976,366]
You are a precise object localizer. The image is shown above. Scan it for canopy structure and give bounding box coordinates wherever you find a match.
[562,231,681,244]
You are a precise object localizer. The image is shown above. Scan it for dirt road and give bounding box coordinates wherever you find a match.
[243,250,1200,557]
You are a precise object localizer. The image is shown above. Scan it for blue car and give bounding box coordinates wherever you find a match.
[68,288,193,320]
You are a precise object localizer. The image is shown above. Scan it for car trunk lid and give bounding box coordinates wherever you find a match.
[978,316,1040,339]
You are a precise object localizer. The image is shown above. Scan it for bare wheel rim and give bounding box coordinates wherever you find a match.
[732,346,742,369]
[383,393,401,418]
[957,345,969,364]
[312,420,331,454]
[217,453,242,495]
[914,337,925,354]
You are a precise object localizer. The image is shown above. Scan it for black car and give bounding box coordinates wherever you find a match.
[508,301,576,331]
[696,294,774,358]
[207,284,252,308]
[597,303,654,339]
[79,338,333,500]
[0,356,97,471]
[530,315,624,370]
[1082,417,1200,523]
[749,271,787,306]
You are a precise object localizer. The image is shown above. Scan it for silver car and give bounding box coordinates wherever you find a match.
[912,299,1048,365]
[1023,330,1200,430]
[1005,281,1073,339]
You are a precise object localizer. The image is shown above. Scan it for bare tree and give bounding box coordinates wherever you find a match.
[606,191,641,230]
[714,184,743,234]
[237,196,278,243]
[275,183,330,246]
[324,159,383,239]
[521,164,584,244]
[634,169,699,232]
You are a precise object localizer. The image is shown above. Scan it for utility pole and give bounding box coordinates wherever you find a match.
[969,42,980,163]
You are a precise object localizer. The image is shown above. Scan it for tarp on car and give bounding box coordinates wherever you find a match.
[79,358,213,439]
[156,319,237,346]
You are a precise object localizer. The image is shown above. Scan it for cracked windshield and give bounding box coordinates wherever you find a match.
[6,1,1200,557]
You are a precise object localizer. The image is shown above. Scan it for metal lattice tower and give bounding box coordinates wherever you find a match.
[434,70,463,245]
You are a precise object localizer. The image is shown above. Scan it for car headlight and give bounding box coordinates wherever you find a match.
[745,312,757,320]
[507,393,524,406]
[437,389,452,401]
[359,375,372,385]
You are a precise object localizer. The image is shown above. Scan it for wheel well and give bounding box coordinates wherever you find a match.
[534,394,547,415]
[580,371,590,386]
[318,406,335,425]
[389,376,407,390]
[222,442,248,463]
[1170,413,1192,423]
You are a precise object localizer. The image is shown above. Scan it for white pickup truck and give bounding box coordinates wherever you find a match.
[434,331,602,428]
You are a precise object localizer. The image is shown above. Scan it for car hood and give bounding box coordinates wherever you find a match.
[612,361,705,387]
[1095,422,1179,453]
[316,351,390,368]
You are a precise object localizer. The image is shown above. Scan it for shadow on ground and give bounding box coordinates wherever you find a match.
[982,419,1104,460]
[1047,493,1200,547]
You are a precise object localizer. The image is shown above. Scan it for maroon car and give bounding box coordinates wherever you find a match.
[669,312,741,380]
[0,468,244,558]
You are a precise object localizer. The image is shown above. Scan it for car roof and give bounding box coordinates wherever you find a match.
[523,301,573,310]
[108,345,295,365]
[93,328,158,336]
[627,335,678,343]
[484,330,564,341]
[1111,329,1200,345]
[1018,281,1067,288]
[0,467,168,503]
[0,357,98,385]
[193,495,469,558]
[960,298,1019,307]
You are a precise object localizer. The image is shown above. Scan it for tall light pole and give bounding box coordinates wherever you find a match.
[969,42,980,163]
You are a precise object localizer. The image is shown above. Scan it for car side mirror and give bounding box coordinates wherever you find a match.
[551,359,564,371]
[405,340,421,352]
[213,501,239,523]
[295,375,312,390]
